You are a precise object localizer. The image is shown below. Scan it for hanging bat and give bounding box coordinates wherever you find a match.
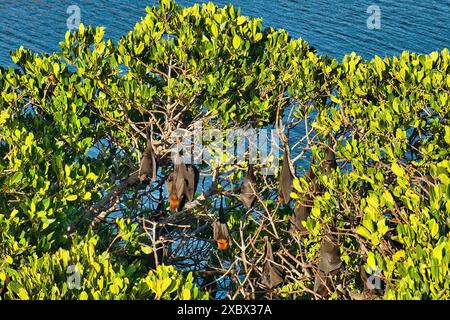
[139,137,158,183]
[165,162,187,212]
[44,73,58,98]
[278,148,295,205]
[290,155,317,233]
[213,196,230,251]
[290,202,311,233]
[183,164,199,202]
[314,234,341,298]
[318,234,341,274]
[261,236,284,289]
[239,165,257,209]
[313,269,335,298]
[323,136,337,174]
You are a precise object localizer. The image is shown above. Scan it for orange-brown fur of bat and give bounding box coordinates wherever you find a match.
[166,160,199,212]
[213,221,230,251]
[213,197,231,251]
[168,193,181,212]
[165,162,187,212]
[216,238,229,251]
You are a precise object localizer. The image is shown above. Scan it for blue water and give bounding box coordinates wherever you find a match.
[0,0,448,67]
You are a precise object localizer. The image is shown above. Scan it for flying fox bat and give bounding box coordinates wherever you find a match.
[278,148,295,205]
[290,155,318,233]
[165,161,199,211]
[183,164,199,202]
[314,234,341,298]
[139,137,158,183]
[239,165,257,209]
[290,202,311,233]
[262,236,284,289]
[213,196,230,251]
[323,136,337,174]
[165,163,187,212]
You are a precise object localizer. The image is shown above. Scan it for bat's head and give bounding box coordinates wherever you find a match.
[216,239,229,250]
[169,194,180,212]
[139,174,149,183]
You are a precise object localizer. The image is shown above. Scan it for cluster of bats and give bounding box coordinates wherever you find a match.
[260,137,341,297]
[138,134,359,298]
[138,136,257,255]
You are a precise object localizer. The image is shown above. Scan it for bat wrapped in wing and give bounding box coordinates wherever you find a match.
[278,147,295,205]
[290,155,318,233]
[139,137,158,183]
[314,234,341,298]
[261,236,284,289]
[239,165,257,209]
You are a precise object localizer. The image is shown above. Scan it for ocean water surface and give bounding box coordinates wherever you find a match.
[0,0,448,66]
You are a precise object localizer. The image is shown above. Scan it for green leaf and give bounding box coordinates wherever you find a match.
[367,194,379,209]
[11,172,23,184]
[232,34,242,49]
[18,288,30,300]
[429,51,439,61]
[444,126,450,144]
[141,245,153,255]
[66,195,78,202]
[80,291,89,300]
[383,190,395,207]
[53,63,60,78]
[181,287,191,300]
[237,16,246,25]
[292,178,302,192]
[254,33,263,42]
[330,95,341,104]
[78,23,85,35]
[356,226,372,240]
[83,192,92,201]
[211,24,218,38]
[391,163,405,177]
